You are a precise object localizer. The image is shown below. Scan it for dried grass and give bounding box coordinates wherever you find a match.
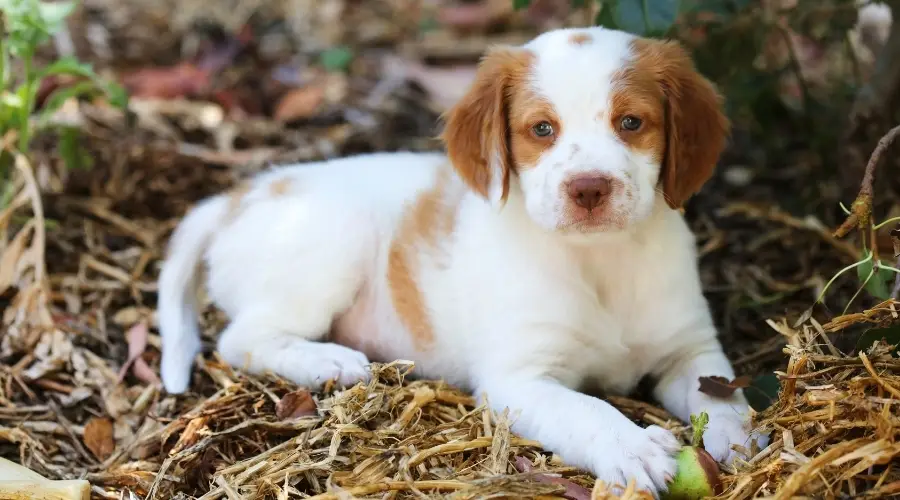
[721,300,900,499]
[2,0,900,498]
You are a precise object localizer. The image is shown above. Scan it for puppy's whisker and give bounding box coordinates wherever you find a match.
[654,187,676,208]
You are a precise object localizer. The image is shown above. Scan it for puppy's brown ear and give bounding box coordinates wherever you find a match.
[440,47,532,205]
[634,39,730,209]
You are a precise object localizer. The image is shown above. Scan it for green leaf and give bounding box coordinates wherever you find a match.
[683,0,746,16]
[856,326,900,354]
[513,0,532,9]
[103,82,128,109]
[36,80,98,123]
[319,46,354,73]
[602,0,680,36]
[0,91,25,109]
[37,56,97,79]
[689,412,709,447]
[36,0,76,31]
[57,126,92,171]
[594,3,619,29]
[36,57,129,109]
[857,250,895,300]
[744,373,780,412]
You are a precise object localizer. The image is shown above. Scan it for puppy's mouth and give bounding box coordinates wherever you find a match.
[560,208,630,233]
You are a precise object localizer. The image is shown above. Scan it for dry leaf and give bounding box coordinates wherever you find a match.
[117,321,160,386]
[698,375,752,398]
[275,389,317,420]
[273,84,327,122]
[83,417,115,460]
[514,456,591,500]
[170,416,210,455]
[122,62,211,100]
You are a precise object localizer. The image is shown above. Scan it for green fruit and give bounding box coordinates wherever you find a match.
[661,446,722,500]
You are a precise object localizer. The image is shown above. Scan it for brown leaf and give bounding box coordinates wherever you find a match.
[83,417,115,460]
[275,389,317,420]
[121,62,211,100]
[273,84,327,122]
[514,456,591,500]
[117,321,160,386]
[698,375,752,398]
[891,228,899,257]
[170,416,210,455]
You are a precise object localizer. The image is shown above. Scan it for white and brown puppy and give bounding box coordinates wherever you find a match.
[158,26,764,495]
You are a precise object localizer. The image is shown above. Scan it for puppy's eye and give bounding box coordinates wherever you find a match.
[620,115,642,131]
[532,121,554,137]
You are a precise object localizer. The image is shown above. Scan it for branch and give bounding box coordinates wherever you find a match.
[834,123,900,238]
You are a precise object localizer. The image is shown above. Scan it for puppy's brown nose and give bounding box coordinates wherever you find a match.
[567,176,612,211]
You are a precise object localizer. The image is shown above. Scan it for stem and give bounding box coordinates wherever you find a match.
[816,252,874,303]
[0,34,7,90]
[873,216,900,231]
[641,0,650,34]
[844,267,874,315]
[18,50,34,152]
[878,262,900,275]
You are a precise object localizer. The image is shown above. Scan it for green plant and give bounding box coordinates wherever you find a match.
[0,0,128,199]
[818,213,900,311]
[514,0,752,37]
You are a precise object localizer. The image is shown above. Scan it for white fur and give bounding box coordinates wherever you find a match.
[158,27,766,497]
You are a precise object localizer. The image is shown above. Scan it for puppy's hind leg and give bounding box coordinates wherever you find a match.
[207,194,374,389]
[216,312,371,388]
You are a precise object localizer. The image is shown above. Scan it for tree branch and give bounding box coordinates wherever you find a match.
[834,123,900,238]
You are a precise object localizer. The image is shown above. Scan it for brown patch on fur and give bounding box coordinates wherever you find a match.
[508,92,561,169]
[608,69,667,162]
[387,167,462,349]
[269,177,292,196]
[569,32,592,45]
[440,47,534,202]
[617,38,730,209]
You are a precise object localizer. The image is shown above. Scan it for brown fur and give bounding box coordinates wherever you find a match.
[387,168,462,349]
[626,39,730,209]
[569,32,592,45]
[269,178,292,196]
[509,92,561,169]
[609,69,667,163]
[440,47,535,203]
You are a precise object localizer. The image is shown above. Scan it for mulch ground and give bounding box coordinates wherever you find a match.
[2,0,899,498]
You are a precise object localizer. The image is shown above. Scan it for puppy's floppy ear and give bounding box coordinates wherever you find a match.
[440,47,532,205]
[634,39,730,209]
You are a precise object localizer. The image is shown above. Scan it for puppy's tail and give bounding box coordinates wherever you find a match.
[158,196,228,394]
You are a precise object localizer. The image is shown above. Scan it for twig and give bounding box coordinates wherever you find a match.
[834,124,900,238]
[859,352,900,400]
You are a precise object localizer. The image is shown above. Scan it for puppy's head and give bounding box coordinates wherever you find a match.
[441,27,729,234]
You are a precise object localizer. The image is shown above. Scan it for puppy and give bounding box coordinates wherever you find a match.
[158,26,763,496]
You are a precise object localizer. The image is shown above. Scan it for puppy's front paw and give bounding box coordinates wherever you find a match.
[592,425,681,497]
[702,413,768,464]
